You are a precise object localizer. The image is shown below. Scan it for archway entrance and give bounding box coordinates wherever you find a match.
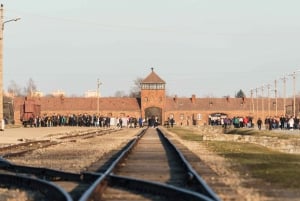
[208,112,228,125]
[144,107,162,126]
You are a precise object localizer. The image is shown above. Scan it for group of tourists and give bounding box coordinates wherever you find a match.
[23,114,144,129]
[258,115,300,130]
[23,113,165,129]
[25,112,298,131]
[209,114,300,131]
[209,116,253,128]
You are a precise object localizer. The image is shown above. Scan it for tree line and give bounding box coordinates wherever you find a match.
[6,77,247,98]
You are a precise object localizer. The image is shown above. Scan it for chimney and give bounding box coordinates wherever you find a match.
[174,95,178,103]
[191,94,196,104]
[226,96,230,103]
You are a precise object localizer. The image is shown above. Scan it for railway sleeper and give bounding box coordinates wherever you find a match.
[108,174,215,201]
[0,173,73,201]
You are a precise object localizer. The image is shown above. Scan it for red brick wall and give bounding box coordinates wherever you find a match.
[141,89,166,120]
[13,96,291,126]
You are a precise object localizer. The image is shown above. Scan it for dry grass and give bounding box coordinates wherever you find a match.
[205,141,300,188]
[225,127,300,139]
[168,126,300,189]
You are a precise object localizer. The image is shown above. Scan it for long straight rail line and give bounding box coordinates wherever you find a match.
[0,127,221,201]
[80,128,220,201]
[113,128,186,184]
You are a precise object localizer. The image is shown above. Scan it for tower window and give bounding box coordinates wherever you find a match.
[141,83,165,90]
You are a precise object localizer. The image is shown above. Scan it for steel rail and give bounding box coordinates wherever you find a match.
[0,129,146,201]
[0,129,147,201]
[79,127,220,201]
[0,158,79,180]
[0,173,73,201]
[0,139,50,150]
[0,127,221,201]
[157,128,221,201]
[108,174,215,201]
[57,128,115,140]
[78,128,147,201]
[0,157,103,184]
[0,129,115,158]
[0,140,56,155]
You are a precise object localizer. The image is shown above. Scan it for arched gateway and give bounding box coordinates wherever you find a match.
[11,68,285,127]
[208,112,228,125]
[145,107,162,126]
[140,68,166,125]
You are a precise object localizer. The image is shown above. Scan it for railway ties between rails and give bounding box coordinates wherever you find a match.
[81,128,221,201]
[0,127,222,201]
[0,127,126,201]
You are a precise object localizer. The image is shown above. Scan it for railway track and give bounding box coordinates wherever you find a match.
[0,127,221,201]
[0,128,115,158]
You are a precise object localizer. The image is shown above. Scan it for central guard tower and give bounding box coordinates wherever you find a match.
[140,68,166,125]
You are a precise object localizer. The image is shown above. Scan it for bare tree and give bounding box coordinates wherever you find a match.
[235,89,246,98]
[23,78,37,97]
[114,90,127,97]
[129,77,143,98]
[7,80,22,97]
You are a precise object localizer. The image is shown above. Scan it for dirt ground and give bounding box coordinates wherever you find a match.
[163,126,300,201]
[3,126,300,200]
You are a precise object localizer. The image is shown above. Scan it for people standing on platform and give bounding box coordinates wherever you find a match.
[170,118,175,127]
[257,118,262,130]
[288,116,294,130]
[138,117,143,128]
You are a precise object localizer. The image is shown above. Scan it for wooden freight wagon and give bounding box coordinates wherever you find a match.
[20,97,41,127]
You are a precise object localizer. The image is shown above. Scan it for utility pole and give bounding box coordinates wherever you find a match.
[281,76,287,116]
[250,89,254,114]
[274,79,278,116]
[292,72,296,117]
[255,88,259,119]
[0,4,20,130]
[97,78,102,115]
[266,84,271,117]
[0,4,4,130]
[289,71,300,117]
[261,85,264,119]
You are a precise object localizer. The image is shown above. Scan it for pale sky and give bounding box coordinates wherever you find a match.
[2,0,300,98]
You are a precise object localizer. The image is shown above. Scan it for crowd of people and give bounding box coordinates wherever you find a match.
[209,116,254,128]
[23,112,299,131]
[22,114,144,129]
[22,113,163,129]
[209,114,300,130]
[260,115,300,130]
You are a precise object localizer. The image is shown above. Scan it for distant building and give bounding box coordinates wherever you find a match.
[4,91,15,98]
[13,69,288,126]
[85,90,100,98]
[33,91,44,97]
[51,90,65,97]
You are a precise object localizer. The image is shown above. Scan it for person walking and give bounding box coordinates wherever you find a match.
[257,118,262,130]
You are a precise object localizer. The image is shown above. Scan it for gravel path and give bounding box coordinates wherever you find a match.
[4,126,299,201]
[8,128,141,173]
[1,128,141,201]
[161,126,300,201]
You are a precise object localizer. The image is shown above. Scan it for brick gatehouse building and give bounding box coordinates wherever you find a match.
[13,69,293,126]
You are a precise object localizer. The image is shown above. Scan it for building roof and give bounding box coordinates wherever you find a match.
[141,68,166,84]
[165,96,254,111]
[14,97,141,113]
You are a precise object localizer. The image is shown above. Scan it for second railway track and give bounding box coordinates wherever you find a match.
[84,127,220,201]
[0,127,224,201]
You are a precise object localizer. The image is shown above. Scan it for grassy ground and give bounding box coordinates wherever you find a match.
[167,126,300,189]
[225,127,300,139]
[167,127,203,141]
[206,141,300,188]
